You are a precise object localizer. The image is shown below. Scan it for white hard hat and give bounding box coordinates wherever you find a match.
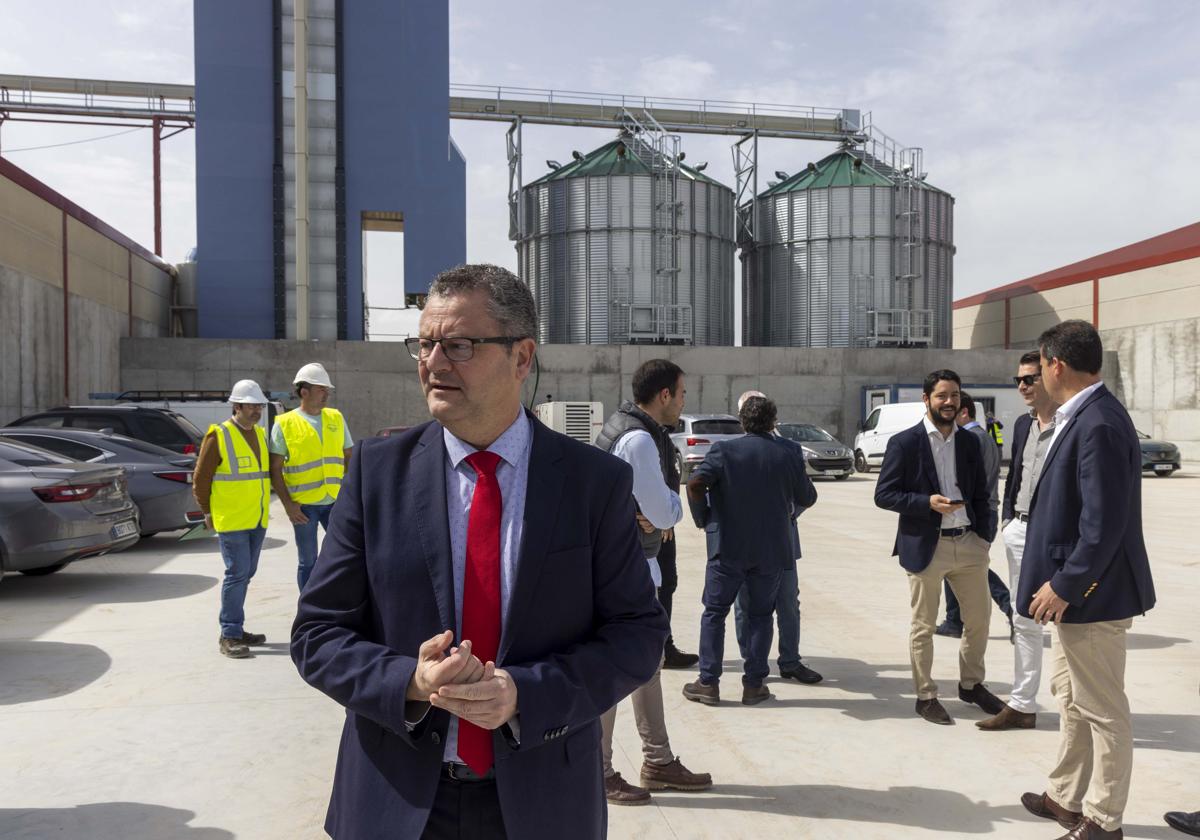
[737,389,766,411]
[294,362,334,389]
[228,379,268,405]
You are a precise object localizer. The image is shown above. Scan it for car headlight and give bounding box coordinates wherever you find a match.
[801,447,817,460]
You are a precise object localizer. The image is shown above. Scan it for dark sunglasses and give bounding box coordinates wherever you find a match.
[1013,374,1041,387]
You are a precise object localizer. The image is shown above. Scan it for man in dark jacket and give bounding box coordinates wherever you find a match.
[681,396,817,707]
[874,369,1004,726]
[1019,321,1155,840]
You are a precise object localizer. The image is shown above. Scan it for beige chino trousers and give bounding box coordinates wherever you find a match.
[1048,618,1134,832]
[907,531,992,699]
[600,656,674,777]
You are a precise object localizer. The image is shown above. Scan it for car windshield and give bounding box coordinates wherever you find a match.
[691,419,743,435]
[169,412,204,438]
[779,424,835,443]
[0,439,73,466]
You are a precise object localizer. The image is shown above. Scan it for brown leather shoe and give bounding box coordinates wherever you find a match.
[682,679,720,706]
[741,684,772,705]
[1056,817,1123,839]
[218,637,250,659]
[640,757,712,792]
[976,704,1036,731]
[605,772,651,806]
[240,631,267,646]
[1021,791,1083,829]
[915,698,953,725]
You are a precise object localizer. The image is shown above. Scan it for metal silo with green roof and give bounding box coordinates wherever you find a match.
[740,149,954,348]
[515,130,735,345]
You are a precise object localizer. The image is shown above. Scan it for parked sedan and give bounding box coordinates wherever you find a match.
[0,439,139,577]
[0,428,203,536]
[669,414,745,481]
[1138,431,1182,477]
[777,423,856,480]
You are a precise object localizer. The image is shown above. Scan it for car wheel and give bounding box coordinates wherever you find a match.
[674,452,684,484]
[854,450,869,473]
[19,563,66,576]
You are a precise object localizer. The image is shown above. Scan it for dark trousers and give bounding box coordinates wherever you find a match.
[656,536,678,647]
[421,776,507,840]
[942,570,1011,628]
[734,563,801,671]
[699,557,781,687]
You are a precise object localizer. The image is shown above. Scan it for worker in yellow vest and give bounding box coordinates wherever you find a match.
[192,379,272,659]
[269,362,352,590]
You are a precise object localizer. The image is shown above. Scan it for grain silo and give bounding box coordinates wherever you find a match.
[514,131,735,345]
[740,149,954,348]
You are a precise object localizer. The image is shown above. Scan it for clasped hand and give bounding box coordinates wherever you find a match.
[407,630,518,731]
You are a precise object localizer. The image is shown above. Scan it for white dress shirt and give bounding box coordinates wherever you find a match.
[609,428,683,586]
[922,415,970,529]
[1047,380,1104,457]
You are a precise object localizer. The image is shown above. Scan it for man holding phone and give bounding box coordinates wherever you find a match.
[875,369,1003,725]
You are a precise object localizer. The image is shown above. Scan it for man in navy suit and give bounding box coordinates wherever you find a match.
[874,369,1005,726]
[1018,320,1155,840]
[291,264,668,840]
[681,396,817,707]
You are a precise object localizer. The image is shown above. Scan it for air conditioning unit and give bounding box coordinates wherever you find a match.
[534,401,604,445]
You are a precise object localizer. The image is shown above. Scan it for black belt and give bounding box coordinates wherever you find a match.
[939,527,968,537]
[442,762,495,783]
[1017,513,1031,523]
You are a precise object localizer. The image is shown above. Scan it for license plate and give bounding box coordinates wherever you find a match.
[111,520,138,539]
[1154,464,1173,473]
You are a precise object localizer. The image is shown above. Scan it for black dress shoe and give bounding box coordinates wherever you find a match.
[779,662,823,684]
[663,644,699,670]
[1165,810,1200,837]
[915,698,953,725]
[958,683,1005,715]
[934,621,963,638]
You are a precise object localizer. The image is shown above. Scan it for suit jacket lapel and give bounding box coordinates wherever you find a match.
[1030,384,1108,510]
[409,422,456,635]
[498,416,565,665]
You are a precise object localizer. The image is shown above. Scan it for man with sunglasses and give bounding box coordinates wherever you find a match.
[291,264,668,840]
[976,350,1059,732]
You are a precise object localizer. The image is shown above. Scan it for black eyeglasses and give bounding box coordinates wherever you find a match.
[405,336,528,362]
[1013,374,1042,387]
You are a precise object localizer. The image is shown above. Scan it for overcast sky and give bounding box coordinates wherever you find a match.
[2,0,1198,337]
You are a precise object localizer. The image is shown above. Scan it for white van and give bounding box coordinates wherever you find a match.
[111,391,284,434]
[853,402,927,473]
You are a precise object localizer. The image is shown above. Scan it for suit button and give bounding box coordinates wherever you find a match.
[431,732,441,745]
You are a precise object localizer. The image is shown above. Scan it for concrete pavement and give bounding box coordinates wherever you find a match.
[1,471,1197,839]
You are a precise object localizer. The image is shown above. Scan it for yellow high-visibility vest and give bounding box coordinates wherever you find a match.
[210,420,270,532]
[277,408,346,504]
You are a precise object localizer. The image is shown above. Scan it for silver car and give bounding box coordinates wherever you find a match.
[0,428,203,536]
[0,438,139,577]
[777,423,856,480]
[669,414,745,482]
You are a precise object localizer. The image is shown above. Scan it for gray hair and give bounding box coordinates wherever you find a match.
[428,263,538,340]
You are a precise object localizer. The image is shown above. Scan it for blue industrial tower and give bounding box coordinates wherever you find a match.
[194,0,466,340]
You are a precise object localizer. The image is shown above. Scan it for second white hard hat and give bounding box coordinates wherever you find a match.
[294,362,334,389]
[228,379,269,404]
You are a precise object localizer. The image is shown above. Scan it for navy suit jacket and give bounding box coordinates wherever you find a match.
[687,433,817,572]
[874,421,995,573]
[291,415,668,840]
[1016,385,1155,622]
[1001,412,1035,523]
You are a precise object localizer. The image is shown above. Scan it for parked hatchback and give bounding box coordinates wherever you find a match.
[7,405,204,455]
[0,438,139,577]
[777,423,855,480]
[1138,431,1182,477]
[0,428,203,536]
[669,414,745,482]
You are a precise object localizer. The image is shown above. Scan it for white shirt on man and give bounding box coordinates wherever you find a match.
[609,429,683,587]
[922,415,970,529]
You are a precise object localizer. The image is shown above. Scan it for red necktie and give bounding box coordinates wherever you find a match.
[458,450,503,776]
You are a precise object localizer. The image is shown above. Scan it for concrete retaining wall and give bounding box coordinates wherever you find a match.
[117,338,1118,448]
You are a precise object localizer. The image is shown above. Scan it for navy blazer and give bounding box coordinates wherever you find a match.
[291,415,668,840]
[1001,413,1035,523]
[874,420,995,573]
[1016,385,1156,623]
[687,433,817,572]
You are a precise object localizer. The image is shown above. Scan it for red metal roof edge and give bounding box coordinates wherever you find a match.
[0,154,174,273]
[953,221,1200,309]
